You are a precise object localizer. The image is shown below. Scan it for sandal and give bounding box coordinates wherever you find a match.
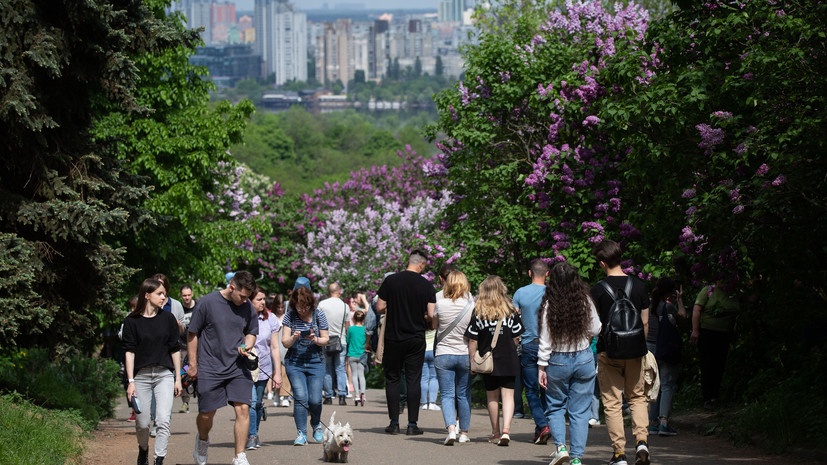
[498,430,510,446]
[488,433,501,444]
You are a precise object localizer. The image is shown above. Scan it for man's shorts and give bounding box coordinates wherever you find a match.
[196,373,253,413]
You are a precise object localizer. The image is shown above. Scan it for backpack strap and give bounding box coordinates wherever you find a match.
[599,280,617,301]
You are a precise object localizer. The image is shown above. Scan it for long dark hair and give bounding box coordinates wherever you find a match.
[129,278,166,318]
[540,262,592,348]
[650,277,677,312]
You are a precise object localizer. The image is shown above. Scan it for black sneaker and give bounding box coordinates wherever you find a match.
[137,447,149,465]
[384,422,400,434]
[406,424,424,435]
[323,397,333,405]
[608,453,628,465]
[635,440,650,465]
[154,457,164,465]
[339,395,347,406]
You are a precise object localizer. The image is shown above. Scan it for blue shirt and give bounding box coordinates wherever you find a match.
[512,283,546,344]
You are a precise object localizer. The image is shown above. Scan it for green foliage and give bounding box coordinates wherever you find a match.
[92,2,257,292]
[231,107,434,194]
[0,0,176,354]
[0,393,87,465]
[0,349,121,426]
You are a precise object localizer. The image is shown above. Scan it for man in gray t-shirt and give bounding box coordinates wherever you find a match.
[187,271,258,465]
[318,282,349,405]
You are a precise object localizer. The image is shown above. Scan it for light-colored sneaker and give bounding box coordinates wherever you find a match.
[293,431,307,446]
[193,434,209,465]
[588,418,600,427]
[550,444,571,465]
[570,459,582,465]
[179,402,189,413]
[444,430,457,446]
[266,392,274,400]
[150,423,157,438]
[458,433,471,443]
[313,423,324,442]
[420,403,428,410]
[280,397,290,407]
[428,402,442,411]
[232,452,250,465]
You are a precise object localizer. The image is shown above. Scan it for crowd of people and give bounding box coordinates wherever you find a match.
[116,239,738,465]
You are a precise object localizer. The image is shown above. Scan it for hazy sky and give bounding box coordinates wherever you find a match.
[233,0,440,11]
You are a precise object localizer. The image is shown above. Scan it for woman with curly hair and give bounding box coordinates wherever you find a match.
[538,262,602,465]
[464,275,524,446]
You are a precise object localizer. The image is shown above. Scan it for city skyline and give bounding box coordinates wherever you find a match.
[234,0,439,11]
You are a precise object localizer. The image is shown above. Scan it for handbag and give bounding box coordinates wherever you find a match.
[325,302,349,354]
[434,298,474,348]
[471,318,504,374]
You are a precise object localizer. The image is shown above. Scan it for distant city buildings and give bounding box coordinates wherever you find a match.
[254,0,308,85]
[170,0,475,89]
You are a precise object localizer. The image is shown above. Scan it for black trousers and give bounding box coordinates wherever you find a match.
[383,337,426,424]
[698,328,732,401]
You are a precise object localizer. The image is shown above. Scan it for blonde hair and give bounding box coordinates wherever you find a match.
[474,275,516,321]
[443,270,471,301]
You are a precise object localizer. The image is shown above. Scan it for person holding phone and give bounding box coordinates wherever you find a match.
[281,286,330,445]
[123,278,183,465]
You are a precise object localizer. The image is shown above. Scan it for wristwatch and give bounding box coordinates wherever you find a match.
[128,378,135,383]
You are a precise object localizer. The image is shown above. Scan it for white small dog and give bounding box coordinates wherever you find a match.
[322,411,354,463]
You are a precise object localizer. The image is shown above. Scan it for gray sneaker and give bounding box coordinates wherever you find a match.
[193,434,209,465]
[246,435,257,450]
[255,435,262,448]
[150,424,157,438]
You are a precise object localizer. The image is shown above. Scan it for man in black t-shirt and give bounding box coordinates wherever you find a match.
[376,250,436,435]
[590,241,651,465]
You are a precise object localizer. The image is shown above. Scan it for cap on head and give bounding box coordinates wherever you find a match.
[293,276,311,291]
[225,271,236,284]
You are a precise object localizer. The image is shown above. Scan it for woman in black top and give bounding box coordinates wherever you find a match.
[123,278,182,465]
[464,275,524,446]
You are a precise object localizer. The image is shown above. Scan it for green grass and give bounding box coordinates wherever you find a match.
[0,394,87,465]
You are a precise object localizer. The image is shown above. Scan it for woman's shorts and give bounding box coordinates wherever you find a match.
[483,374,515,391]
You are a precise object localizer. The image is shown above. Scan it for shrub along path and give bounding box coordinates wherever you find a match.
[83,389,802,464]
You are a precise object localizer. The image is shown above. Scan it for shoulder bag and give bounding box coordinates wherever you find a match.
[325,302,348,354]
[471,318,504,374]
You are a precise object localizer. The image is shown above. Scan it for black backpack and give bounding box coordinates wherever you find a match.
[655,301,682,363]
[599,277,647,359]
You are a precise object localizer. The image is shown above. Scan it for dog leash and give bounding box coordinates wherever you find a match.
[249,355,336,434]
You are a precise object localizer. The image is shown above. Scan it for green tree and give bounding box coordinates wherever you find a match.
[435,55,444,76]
[0,0,175,353]
[353,69,366,84]
[92,2,256,295]
[414,56,422,77]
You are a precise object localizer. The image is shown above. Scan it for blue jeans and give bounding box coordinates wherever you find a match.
[285,357,325,434]
[590,350,601,421]
[520,342,548,431]
[647,342,679,421]
[249,379,267,437]
[543,349,596,459]
[324,350,348,398]
[434,354,471,431]
[420,350,438,404]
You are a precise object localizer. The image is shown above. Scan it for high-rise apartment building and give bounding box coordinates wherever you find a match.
[255,0,308,85]
[438,0,465,22]
[170,0,213,43]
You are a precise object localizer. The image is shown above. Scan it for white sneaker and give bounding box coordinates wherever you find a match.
[444,430,457,446]
[428,402,441,411]
[549,444,571,465]
[266,392,274,400]
[280,397,290,407]
[193,434,209,465]
[588,418,600,427]
[458,433,470,443]
[232,451,251,465]
[420,403,428,410]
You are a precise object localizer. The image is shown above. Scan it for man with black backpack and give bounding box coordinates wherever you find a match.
[590,240,651,465]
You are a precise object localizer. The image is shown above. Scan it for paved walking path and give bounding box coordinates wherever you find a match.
[84,389,784,465]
